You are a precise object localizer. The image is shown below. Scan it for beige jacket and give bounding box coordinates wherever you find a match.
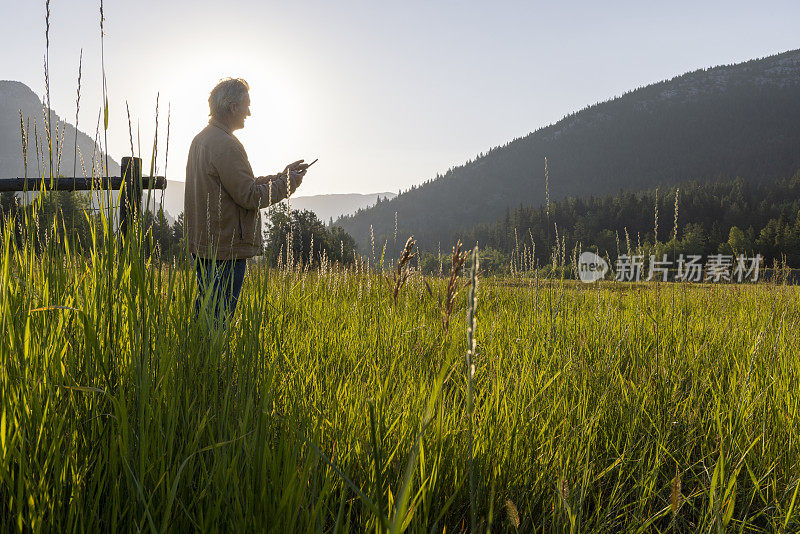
[184,119,297,260]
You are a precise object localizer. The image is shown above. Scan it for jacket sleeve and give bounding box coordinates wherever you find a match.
[214,142,275,211]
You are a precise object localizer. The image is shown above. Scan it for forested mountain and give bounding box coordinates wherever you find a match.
[458,171,800,267]
[337,49,800,253]
[0,80,120,178]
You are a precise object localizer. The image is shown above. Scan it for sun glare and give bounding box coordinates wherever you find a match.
[151,45,310,180]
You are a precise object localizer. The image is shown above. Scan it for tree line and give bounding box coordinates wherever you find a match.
[458,170,800,268]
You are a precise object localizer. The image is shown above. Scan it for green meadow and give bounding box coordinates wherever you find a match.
[1,214,799,532]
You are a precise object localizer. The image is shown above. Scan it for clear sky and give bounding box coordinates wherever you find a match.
[2,1,799,195]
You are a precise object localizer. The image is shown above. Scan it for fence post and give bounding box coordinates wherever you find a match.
[119,156,142,235]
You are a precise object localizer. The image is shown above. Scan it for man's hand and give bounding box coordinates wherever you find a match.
[283,160,311,174]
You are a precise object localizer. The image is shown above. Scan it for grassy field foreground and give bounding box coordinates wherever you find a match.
[1,222,800,532]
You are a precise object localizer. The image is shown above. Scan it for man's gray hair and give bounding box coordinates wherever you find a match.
[208,78,250,118]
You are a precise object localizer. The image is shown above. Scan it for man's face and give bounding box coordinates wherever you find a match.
[229,92,251,131]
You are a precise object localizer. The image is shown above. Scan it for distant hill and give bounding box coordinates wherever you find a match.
[150,180,395,225]
[145,179,184,221]
[0,80,128,219]
[337,49,800,252]
[0,80,120,179]
[288,192,396,223]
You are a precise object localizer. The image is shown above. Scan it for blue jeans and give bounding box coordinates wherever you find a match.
[193,256,247,325]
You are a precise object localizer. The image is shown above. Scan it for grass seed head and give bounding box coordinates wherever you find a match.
[654,187,659,244]
[670,469,682,515]
[544,155,550,218]
[673,187,680,241]
[505,499,520,529]
[392,236,416,303]
[441,240,468,332]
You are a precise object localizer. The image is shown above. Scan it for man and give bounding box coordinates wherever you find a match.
[185,77,309,323]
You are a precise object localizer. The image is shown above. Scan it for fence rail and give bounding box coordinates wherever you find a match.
[0,175,165,192]
[0,156,167,235]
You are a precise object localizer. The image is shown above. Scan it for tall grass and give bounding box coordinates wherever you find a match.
[2,195,800,531]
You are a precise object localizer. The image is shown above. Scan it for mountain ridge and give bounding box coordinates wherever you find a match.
[0,80,121,179]
[336,48,800,252]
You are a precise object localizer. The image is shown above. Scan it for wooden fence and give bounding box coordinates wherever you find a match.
[0,157,167,234]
